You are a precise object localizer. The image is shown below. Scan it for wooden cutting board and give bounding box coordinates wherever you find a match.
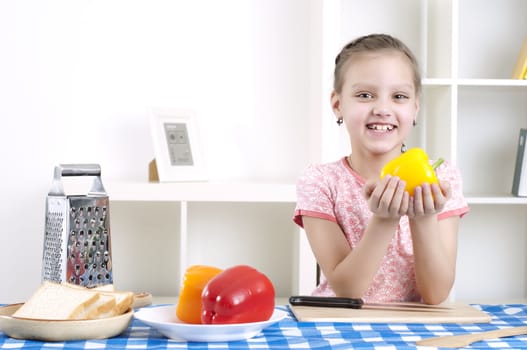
[289,302,491,324]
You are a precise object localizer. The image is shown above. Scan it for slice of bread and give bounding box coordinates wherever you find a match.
[108,290,134,315]
[92,290,134,318]
[12,282,134,321]
[13,281,101,320]
[77,293,117,319]
[64,283,134,318]
[92,284,134,314]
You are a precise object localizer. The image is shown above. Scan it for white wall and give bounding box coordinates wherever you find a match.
[0,0,314,303]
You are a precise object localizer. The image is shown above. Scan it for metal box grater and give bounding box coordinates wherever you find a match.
[42,164,113,287]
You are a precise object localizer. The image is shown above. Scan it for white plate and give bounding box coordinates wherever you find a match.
[0,303,133,341]
[134,305,287,342]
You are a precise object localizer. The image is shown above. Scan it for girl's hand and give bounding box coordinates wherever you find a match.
[363,175,409,219]
[407,181,451,219]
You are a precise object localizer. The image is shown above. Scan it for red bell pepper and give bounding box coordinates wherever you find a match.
[201,265,275,324]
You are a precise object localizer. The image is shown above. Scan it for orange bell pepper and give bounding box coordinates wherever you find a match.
[176,265,222,324]
[380,147,444,196]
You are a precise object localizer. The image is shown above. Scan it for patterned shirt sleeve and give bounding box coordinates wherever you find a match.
[436,160,470,220]
[293,164,338,228]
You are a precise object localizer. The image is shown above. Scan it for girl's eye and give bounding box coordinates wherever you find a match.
[394,94,409,100]
[356,92,373,99]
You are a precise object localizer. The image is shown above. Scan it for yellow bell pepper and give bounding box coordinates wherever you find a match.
[176,265,222,324]
[380,148,444,196]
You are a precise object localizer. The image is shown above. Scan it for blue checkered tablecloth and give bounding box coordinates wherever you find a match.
[2,304,527,349]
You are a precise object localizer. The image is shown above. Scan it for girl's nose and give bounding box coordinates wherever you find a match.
[373,99,392,116]
[373,107,390,116]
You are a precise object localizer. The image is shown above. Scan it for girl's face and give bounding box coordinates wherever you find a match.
[331,50,419,158]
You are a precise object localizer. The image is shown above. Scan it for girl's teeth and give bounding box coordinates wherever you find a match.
[368,124,394,131]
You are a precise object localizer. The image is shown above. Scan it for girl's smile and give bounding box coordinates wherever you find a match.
[366,123,396,132]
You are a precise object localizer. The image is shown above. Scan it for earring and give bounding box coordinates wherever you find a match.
[413,120,417,127]
[401,143,407,153]
[337,117,343,126]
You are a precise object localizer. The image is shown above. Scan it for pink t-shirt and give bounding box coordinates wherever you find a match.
[293,157,469,303]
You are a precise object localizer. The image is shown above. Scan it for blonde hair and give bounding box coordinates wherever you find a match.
[333,33,421,95]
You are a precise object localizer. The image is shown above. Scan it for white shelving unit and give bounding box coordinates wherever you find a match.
[104,182,317,299]
[453,0,527,301]
[323,0,527,300]
[104,0,527,301]
[105,182,296,203]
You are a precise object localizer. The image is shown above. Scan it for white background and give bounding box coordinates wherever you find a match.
[2,0,526,305]
[0,0,315,303]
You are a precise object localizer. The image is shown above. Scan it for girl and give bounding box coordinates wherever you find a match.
[293,34,468,305]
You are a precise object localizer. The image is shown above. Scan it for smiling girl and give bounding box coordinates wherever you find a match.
[293,34,468,305]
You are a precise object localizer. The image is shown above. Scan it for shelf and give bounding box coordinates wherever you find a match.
[457,79,527,87]
[104,184,527,205]
[104,182,297,203]
[423,78,527,87]
[422,78,454,86]
[466,195,527,205]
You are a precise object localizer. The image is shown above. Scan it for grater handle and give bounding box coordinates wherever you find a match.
[60,164,101,177]
[49,164,106,196]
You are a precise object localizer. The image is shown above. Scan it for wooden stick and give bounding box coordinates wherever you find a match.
[416,326,527,348]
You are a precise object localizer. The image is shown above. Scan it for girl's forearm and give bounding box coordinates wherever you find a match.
[329,215,399,298]
[410,217,456,304]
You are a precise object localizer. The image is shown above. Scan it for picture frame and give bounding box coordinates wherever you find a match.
[149,108,207,182]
